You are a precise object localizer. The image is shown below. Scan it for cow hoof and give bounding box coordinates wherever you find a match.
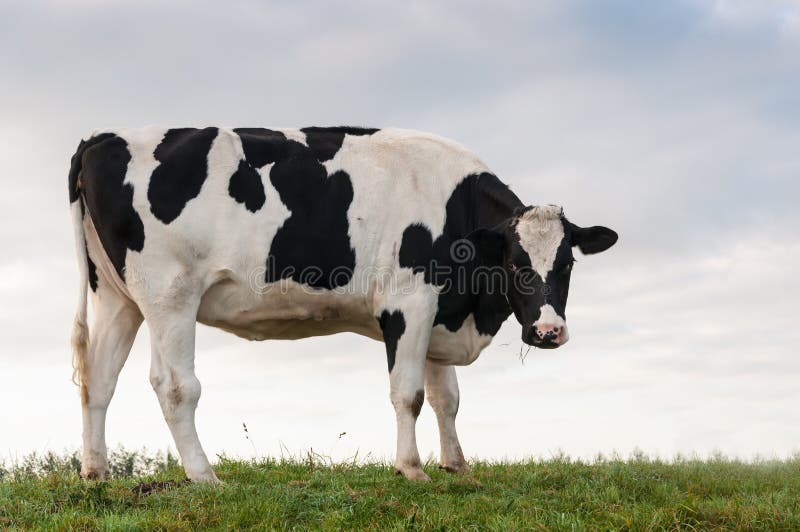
[186,469,221,484]
[439,462,470,474]
[80,469,106,481]
[395,466,430,481]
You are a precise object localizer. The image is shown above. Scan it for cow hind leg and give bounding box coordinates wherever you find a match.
[80,289,142,480]
[425,361,469,473]
[146,307,218,483]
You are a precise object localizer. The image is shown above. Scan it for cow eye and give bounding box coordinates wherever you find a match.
[508,261,518,272]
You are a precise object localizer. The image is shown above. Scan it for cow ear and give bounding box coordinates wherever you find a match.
[467,228,505,265]
[570,224,618,255]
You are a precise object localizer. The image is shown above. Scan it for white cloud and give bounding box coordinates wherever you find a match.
[707,0,800,28]
[0,0,798,461]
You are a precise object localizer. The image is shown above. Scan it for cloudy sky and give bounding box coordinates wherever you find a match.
[1,0,799,465]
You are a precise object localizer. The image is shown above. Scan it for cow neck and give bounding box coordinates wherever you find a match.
[472,174,522,335]
[434,173,522,337]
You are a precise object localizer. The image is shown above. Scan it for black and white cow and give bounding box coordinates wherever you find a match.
[68,126,617,482]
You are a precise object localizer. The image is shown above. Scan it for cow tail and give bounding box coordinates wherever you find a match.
[68,139,91,394]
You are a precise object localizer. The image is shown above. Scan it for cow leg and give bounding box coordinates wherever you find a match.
[425,362,469,473]
[147,309,217,483]
[81,291,142,480]
[379,303,435,481]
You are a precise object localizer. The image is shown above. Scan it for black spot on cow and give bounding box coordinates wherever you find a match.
[227,128,289,213]
[235,128,286,167]
[410,389,424,418]
[398,224,436,279]
[301,126,379,162]
[398,172,524,336]
[234,128,363,290]
[268,165,355,289]
[228,160,266,212]
[378,310,406,373]
[148,127,218,224]
[74,134,145,280]
[68,134,114,204]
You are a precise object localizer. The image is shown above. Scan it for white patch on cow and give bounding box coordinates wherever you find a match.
[325,128,489,293]
[533,303,569,343]
[118,126,167,193]
[515,205,565,280]
[279,128,308,145]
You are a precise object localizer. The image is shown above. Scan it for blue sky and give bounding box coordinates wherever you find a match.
[1,0,799,462]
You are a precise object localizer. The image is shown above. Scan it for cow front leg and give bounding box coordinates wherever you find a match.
[80,292,142,480]
[147,308,217,483]
[425,361,469,473]
[379,305,435,481]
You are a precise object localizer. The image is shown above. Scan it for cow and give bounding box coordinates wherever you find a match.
[68,126,617,482]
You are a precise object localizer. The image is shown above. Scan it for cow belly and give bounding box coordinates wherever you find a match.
[202,317,380,341]
[195,276,382,341]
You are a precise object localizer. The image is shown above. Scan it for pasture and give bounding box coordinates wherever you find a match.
[2,450,799,530]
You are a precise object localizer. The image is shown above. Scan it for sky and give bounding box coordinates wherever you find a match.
[1,0,799,465]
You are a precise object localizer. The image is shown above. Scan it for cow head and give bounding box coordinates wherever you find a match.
[470,205,617,348]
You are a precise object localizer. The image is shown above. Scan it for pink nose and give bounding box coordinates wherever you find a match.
[534,324,563,343]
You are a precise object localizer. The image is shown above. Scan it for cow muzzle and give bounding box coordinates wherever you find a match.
[525,323,568,348]
[523,305,569,348]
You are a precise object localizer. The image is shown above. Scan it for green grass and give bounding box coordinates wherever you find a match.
[1,451,799,530]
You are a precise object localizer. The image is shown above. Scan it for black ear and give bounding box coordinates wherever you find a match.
[570,225,618,255]
[467,228,505,265]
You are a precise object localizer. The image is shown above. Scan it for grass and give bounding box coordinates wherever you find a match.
[1,450,799,530]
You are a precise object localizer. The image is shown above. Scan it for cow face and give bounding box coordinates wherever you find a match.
[471,205,617,348]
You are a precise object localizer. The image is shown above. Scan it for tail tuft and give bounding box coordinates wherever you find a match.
[71,316,89,386]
